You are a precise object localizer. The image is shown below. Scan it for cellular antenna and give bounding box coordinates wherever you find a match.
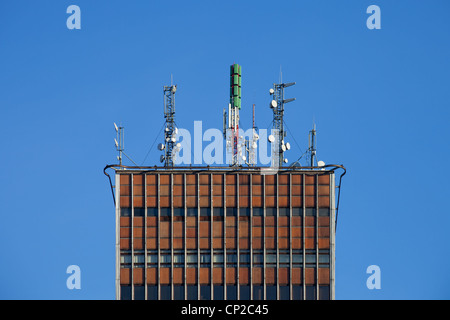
[161,80,180,167]
[268,78,296,167]
[308,122,317,167]
[113,122,124,165]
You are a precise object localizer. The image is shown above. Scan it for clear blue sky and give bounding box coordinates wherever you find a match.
[1,0,449,299]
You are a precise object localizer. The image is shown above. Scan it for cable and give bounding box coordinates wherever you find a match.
[141,121,165,165]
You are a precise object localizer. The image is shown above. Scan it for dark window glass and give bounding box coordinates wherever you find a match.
[279,254,290,264]
[226,285,237,300]
[187,208,198,216]
[253,254,263,265]
[134,207,145,217]
[293,285,303,300]
[240,253,250,264]
[187,285,198,300]
[213,208,224,216]
[305,254,316,264]
[160,285,171,300]
[253,285,263,300]
[160,208,170,216]
[226,207,237,216]
[266,285,276,300]
[227,254,237,263]
[200,254,211,264]
[280,286,290,300]
[306,285,316,300]
[319,208,330,217]
[147,207,157,216]
[134,285,145,300]
[200,285,211,300]
[305,208,316,216]
[279,208,289,216]
[319,286,330,300]
[319,254,329,264]
[266,207,276,216]
[120,208,131,217]
[292,207,302,216]
[174,285,185,300]
[240,285,250,300]
[174,208,184,216]
[147,285,157,300]
[200,208,211,216]
[239,207,250,216]
[253,207,263,216]
[213,285,224,300]
[120,285,131,300]
[266,254,276,264]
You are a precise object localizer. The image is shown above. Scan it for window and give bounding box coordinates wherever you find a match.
[200,285,211,300]
[187,252,198,267]
[319,208,330,217]
[319,286,330,300]
[253,254,263,266]
[306,286,316,300]
[240,285,250,300]
[134,285,145,300]
[160,285,171,300]
[187,208,198,216]
[134,207,145,217]
[200,208,211,216]
[266,208,276,216]
[200,252,211,266]
[239,253,250,265]
[253,285,263,300]
[147,253,158,266]
[147,207,157,216]
[279,208,289,216]
[174,285,185,300]
[120,208,131,217]
[239,207,250,216]
[226,285,237,300]
[292,207,302,216]
[293,285,303,300]
[174,208,184,216]
[147,285,157,300]
[187,285,198,300]
[213,285,223,300]
[279,286,290,300]
[266,285,276,300]
[226,207,237,216]
[213,208,224,216]
[253,207,263,216]
[305,208,315,216]
[120,285,131,300]
[160,208,170,216]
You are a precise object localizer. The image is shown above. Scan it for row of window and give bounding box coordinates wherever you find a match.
[120,250,330,268]
[121,284,330,300]
[121,207,330,217]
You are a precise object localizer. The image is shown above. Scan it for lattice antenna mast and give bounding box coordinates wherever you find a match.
[114,123,124,165]
[269,80,295,167]
[162,83,178,167]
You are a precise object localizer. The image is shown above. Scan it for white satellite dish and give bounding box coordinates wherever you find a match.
[253,132,259,140]
[242,156,246,161]
[176,143,181,148]
[270,100,277,108]
[171,137,176,143]
[114,123,118,132]
[158,143,165,151]
[268,135,275,143]
[284,158,288,163]
[172,85,177,94]
[114,139,119,148]
[174,128,178,134]
[252,142,257,149]
[285,142,291,150]
[269,88,274,95]
[281,144,286,152]
[318,160,325,167]
[160,155,165,163]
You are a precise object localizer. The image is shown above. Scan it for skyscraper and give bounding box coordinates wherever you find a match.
[107,165,344,300]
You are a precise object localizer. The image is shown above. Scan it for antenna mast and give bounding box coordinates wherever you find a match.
[162,83,178,166]
[269,79,295,167]
[114,123,124,165]
[308,123,317,167]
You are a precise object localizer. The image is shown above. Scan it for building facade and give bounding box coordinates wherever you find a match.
[114,167,336,300]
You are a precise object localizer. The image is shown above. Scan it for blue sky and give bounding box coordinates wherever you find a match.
[1,0,450,299]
